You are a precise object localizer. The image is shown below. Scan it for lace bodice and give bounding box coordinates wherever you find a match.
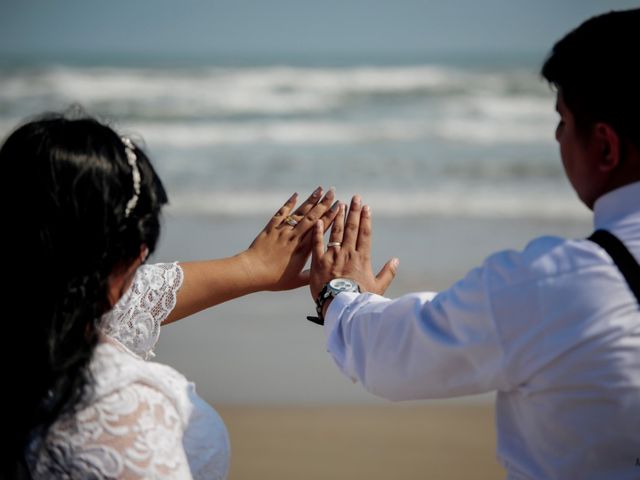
[27,263,230,480]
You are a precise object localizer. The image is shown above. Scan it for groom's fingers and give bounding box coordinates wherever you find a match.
[356,205,371,255]
[342,195,362,250]
[375,258,400,294]
[328,203,345,246]
[311,221,325,262]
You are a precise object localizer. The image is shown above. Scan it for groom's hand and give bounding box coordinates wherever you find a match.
[309,195,399,301]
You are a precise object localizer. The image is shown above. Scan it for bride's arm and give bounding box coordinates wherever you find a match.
[163,188,338,325]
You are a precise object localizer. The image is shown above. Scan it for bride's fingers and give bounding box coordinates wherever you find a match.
[296,269,311,287]
[320,200,341,231]
[266,192,298,230]
[293,188,335,235]
[274,186,323,231]
[297,198,340,250]
[290,186,323,219]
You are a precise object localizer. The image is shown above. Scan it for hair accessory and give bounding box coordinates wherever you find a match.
[121,137,141,218]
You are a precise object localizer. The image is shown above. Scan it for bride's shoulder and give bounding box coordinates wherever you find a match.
[29,379,192,479]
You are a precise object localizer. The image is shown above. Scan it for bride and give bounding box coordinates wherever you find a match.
[3,114,338,479]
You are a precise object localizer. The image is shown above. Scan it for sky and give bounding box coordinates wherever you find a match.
[0,0,639,61]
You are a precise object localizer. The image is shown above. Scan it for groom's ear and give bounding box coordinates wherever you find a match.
[592,122,621,173]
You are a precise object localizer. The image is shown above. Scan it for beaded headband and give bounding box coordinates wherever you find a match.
[121,137,141,218]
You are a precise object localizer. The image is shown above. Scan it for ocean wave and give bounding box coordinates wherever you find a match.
[165,187,588,221]
[1,114,554,148]
[0,64,562,206]
[0,64,551,118]
[122,116,553,147]
[125,120,438,146]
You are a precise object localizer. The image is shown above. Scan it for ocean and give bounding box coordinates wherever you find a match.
[1,55,593,404]
[0,54,588,221]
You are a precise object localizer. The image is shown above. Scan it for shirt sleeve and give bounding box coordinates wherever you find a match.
[323,260,511,401]
[101,262,184,359]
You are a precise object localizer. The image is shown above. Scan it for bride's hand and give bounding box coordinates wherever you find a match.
[240,187,339,291]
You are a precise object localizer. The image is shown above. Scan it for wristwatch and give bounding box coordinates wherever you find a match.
[307,278,360,325]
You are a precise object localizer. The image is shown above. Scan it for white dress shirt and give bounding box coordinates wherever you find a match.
[324,181,640,480]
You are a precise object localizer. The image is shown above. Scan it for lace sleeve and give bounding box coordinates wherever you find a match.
[32,383,192,479]
[101,262,184,359]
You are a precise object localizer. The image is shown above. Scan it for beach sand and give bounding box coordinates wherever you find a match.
[152,212,591,478]
[217,404,502,480]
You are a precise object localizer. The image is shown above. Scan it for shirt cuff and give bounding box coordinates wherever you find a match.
[324,291,400,335]
[323,291,360,338]
[322,291,392,382]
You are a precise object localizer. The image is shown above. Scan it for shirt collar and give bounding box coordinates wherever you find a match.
[593,181,640,230]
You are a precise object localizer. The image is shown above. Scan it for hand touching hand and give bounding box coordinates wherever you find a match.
[309,195,399,300]
[163,188,339,324]
[241,187,339,291]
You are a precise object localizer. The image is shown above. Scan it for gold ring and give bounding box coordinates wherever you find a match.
[327,242,342,248]
[284,215,299,227]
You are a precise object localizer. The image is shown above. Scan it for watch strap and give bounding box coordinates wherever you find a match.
[307,283,330,325]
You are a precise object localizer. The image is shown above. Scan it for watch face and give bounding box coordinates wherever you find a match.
[328,278,358,293]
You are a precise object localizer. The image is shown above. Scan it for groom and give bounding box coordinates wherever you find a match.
[308,9,640,480]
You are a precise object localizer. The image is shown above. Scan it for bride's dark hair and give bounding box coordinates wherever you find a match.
[1,113,168,478]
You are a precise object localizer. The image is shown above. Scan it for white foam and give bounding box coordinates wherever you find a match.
[126,119,434,146]
[125,112,557,146]
[0,65,551,118]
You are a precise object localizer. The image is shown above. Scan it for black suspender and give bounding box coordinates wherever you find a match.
[588,229,640,305]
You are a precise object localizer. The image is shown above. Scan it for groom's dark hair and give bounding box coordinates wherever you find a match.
[542,8,640,147]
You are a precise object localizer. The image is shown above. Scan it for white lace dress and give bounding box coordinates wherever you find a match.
[27,263,230,479]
